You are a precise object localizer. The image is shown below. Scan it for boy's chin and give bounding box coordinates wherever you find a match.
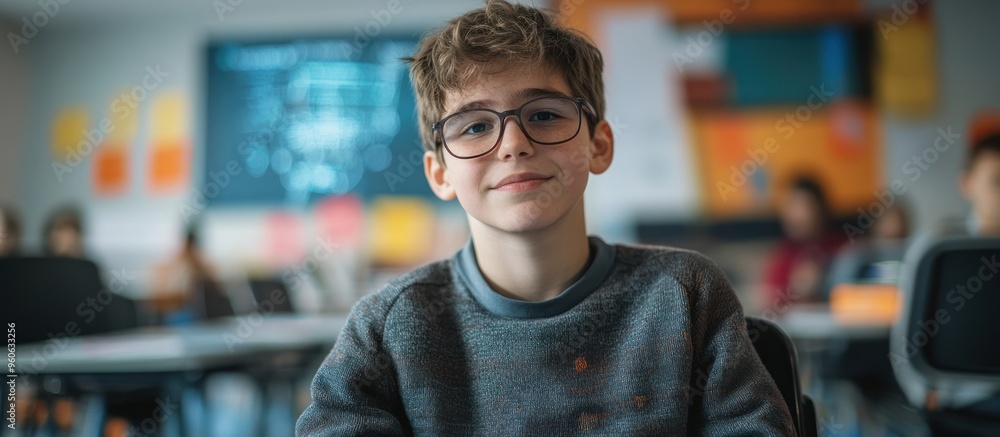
[474,205,572,234]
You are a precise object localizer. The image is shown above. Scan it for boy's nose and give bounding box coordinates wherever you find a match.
[495,116,535,160]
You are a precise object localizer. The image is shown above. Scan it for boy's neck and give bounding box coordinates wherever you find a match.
[468,200,591,302]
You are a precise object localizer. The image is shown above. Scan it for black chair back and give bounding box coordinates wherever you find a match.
[746,316,817,437]
[193,277,235,320]
[897,236,1000,379]
[249,278,295,313]
[0,257,137,344]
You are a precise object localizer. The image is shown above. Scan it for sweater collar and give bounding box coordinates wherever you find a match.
[454,236,615,319]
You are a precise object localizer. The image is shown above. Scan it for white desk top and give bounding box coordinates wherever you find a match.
[15,314,347,375]
[773,304,893,341]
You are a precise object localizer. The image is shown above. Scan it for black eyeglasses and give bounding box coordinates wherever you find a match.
[431,96,596,159]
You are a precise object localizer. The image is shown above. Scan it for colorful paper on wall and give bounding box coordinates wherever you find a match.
[51,107,89,162]
[265,212,304,267]
[151,91,188,140]
[315,195,365,248]
[108,87,141,143]
[148,138,189,193]
[369,197,434,267]
[875,11,937,116]
[147,91,190,193]
[92,146,129,196]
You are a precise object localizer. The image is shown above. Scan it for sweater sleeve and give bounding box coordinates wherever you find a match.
[683,253,796,436]
[296,293,410,436]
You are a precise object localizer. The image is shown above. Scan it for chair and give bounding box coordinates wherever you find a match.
[893,236,1000,435]
[0,256,138,344]
[248,277,295,313]
[193,277,236,320]
[746,316,819,437]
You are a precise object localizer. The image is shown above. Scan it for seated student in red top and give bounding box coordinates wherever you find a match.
[762,177,847,310]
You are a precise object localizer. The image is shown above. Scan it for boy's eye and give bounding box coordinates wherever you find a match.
[528,111,561,122]
[463,122,493,136]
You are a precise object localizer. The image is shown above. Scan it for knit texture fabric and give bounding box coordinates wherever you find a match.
[297,237,795,436]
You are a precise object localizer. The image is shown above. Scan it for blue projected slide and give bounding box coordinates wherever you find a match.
[205,37,433,206]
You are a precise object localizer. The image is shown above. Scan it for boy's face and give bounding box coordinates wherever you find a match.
[962,150,1000,228]
[424,64,613,233]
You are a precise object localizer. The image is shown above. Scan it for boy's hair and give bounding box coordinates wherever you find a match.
[966,133,1000,171]
[406,0,605,159]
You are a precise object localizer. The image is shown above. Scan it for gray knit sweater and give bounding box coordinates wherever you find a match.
[297,237,795,436]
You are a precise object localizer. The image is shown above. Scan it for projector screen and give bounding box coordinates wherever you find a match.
[204,37,434,206]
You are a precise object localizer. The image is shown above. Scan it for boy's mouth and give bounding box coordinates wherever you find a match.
[491,172,553,192]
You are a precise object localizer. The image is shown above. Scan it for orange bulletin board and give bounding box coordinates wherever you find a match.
[556,0,881,219]
[689,102,882,217]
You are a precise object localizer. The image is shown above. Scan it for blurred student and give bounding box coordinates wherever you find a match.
[824,200,912,296]
[956,132,1000,236]
[150,225,222,324]
[43,205,87,258]
[872,202,911,242]
[0,205,22,256]
[762,177,847,309]
[893,115,1000,430]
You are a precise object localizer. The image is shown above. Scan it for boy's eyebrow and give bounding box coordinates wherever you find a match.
[448,88,570,114]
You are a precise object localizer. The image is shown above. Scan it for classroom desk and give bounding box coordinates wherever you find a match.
[774,303,893,341]
[13,314,347,436]
[16,314,346,375]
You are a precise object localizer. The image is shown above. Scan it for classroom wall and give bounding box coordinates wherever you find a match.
[876,0,1000,233]
[6,0,999,282]
[0,18,29,205]
[9,0,485,283]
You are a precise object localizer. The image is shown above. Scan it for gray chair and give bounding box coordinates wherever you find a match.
[893,236,1000,435]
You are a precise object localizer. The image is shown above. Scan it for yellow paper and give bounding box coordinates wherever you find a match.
[107,88,140,144]
[876,17,936,116]
[150,91,188,141]
[51,107,89,162]
[369,197,435,266]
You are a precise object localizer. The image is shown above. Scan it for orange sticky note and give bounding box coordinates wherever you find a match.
[93,146,129,196]
[147,139,190,193]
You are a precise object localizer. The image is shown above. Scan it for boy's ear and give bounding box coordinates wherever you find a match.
[424,150,456,201]
[589,120,614,175]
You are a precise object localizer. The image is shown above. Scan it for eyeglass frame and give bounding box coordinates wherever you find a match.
[431,95,599,160]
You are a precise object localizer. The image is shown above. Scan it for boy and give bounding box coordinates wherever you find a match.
[297,1,794,435]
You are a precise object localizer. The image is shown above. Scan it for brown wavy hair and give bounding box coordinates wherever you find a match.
[405,0,605,160]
